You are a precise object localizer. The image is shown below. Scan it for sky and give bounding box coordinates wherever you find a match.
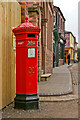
[53,0,79,43]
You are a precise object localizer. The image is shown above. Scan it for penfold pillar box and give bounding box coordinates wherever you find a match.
[12,16,40,109]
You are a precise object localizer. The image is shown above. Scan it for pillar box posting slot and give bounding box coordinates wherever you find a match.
[12,16,40,109]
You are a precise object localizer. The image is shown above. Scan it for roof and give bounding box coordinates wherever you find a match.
[54,6,66,21]
[65,31,75,39]
[13,16,40,33]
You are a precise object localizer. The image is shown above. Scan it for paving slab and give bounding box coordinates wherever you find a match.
[38,64,72,96]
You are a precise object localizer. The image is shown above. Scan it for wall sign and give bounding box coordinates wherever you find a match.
[28,48,35,58]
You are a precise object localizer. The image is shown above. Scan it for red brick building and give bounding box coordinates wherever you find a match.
[53,6,66,66]
[19,2,53,80]
[65,31,75,63]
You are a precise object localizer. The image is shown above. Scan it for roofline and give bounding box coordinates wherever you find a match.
[65,31,75,39]
[54,6,66,21]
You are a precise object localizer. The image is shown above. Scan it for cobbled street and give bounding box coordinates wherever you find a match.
[2,63,79,118]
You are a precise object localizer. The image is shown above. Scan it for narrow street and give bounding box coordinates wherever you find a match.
[2,63,79,118]
[0,1,79,119]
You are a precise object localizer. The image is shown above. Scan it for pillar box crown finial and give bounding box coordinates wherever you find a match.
[25,16,28,22]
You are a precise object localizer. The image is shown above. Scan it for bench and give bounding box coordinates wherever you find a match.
[41,74,51,81]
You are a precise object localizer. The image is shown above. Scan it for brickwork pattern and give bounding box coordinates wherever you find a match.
[54,6,65,37]
[19,2,28,23]
[59,59,63,66]
[20,2,53,78]
[42,2,53,74]
[45,49,53,73]
[47,9,53,51]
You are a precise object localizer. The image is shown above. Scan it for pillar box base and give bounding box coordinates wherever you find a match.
[14,94,39,110]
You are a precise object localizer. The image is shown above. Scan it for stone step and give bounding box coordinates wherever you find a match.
[40,74,51,81]
[39,95,78,102]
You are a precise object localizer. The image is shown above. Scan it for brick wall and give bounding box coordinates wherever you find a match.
[45,49,53,73]
[19,2,28,23]
[54,6,65,38]
[59,59,63,66]
[45,2,53,73]
[28,3,42,81]
[20,2,53,79]
[40,2,53,74]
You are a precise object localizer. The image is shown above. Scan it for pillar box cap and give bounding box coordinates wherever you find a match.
[12,16,40,33]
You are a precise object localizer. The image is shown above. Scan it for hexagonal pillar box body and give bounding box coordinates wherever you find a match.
[12,16,40,110]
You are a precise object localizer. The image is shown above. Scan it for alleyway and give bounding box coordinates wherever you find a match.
[2,63,79,118]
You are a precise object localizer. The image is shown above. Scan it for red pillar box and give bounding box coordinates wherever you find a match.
[12,16,40,109]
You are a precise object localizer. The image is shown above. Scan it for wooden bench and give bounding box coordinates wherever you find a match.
[41,74,51,81]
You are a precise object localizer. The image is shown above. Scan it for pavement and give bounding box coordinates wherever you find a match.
[39,63,79,101]
[2,63,79,118]
[2,100,78,118]
[39,64,72,97]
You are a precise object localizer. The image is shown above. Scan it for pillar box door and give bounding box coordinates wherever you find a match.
[12,16,40,109]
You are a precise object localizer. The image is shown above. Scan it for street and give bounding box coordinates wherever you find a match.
[2,63,79,118]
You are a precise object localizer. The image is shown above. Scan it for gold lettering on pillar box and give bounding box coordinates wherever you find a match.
[18,42,24,45]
